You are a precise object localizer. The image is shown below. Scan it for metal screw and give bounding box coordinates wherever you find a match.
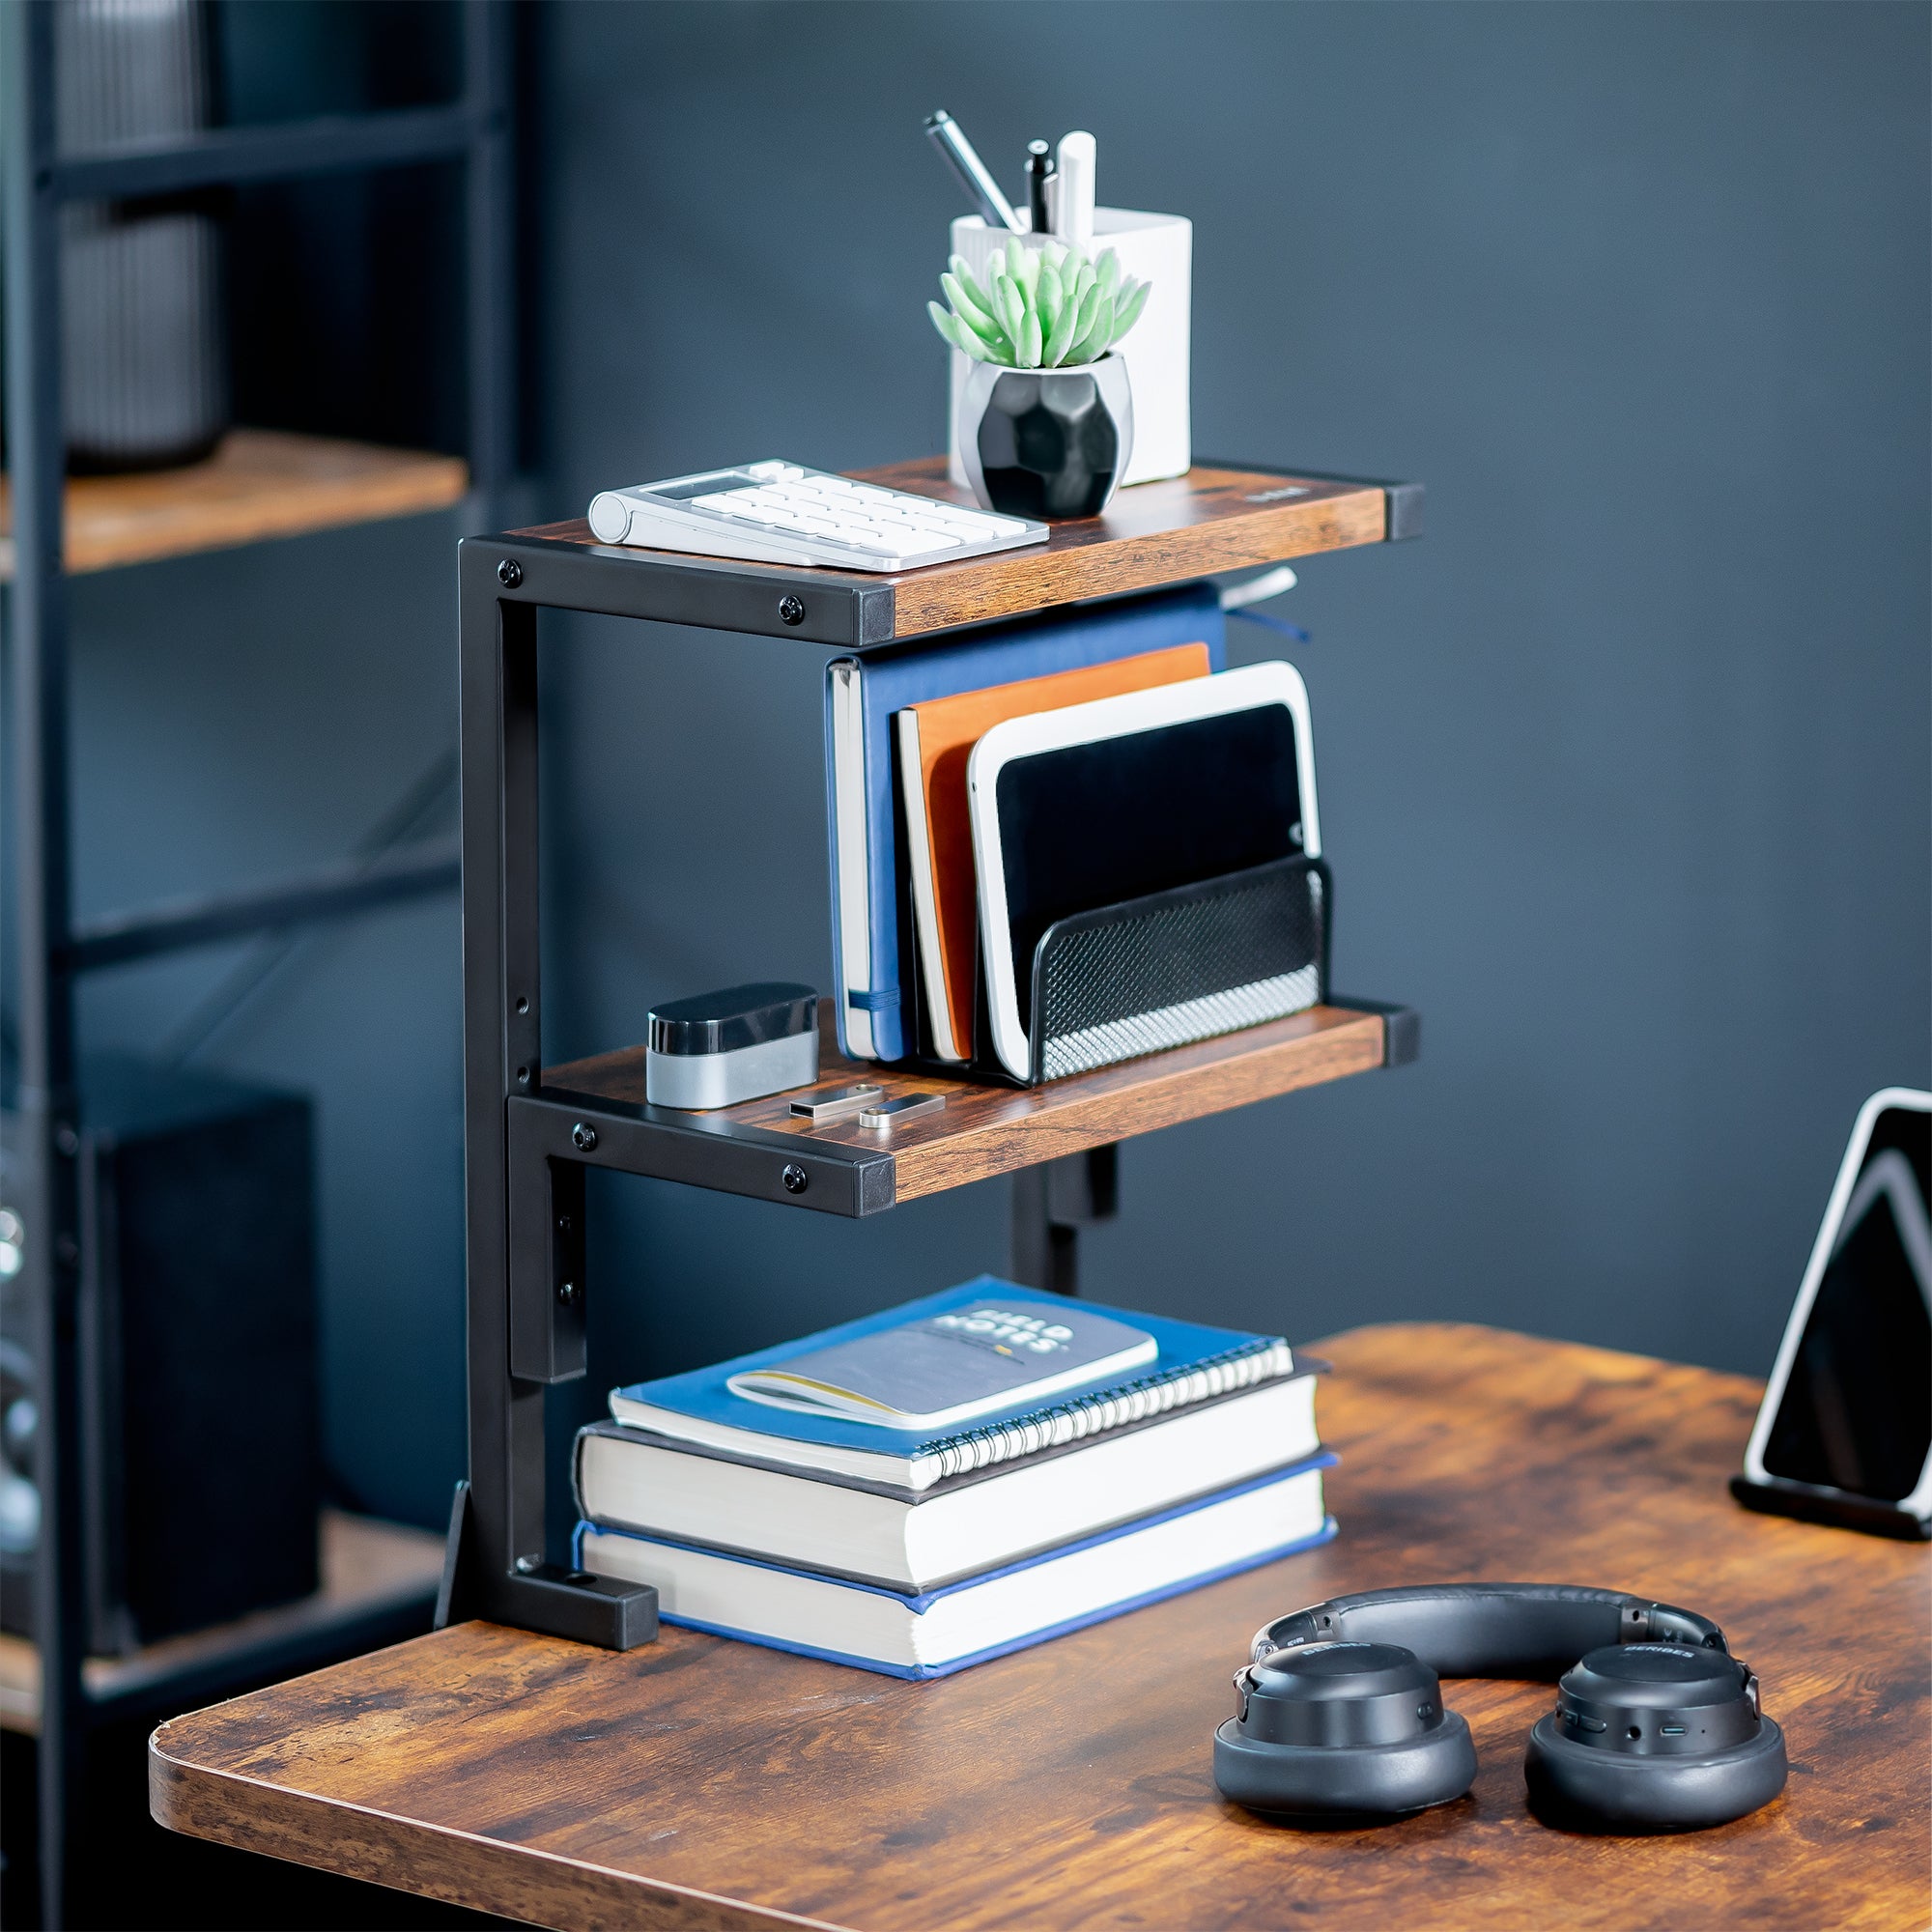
[572,1122,598,1151]
[556,1280,579,1308]
[781,1163,809,1195]
[497,557,524,588]
[515,1555,538,1574]
[54,1125,78,1157]
[778,594,806,626]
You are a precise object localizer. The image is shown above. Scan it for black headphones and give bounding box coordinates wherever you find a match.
[1214,1583,1787,1832]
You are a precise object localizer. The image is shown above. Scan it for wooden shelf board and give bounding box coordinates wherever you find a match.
[146,1325,1932,1932]
[0,1507,443,1735]
[545,999,1392,1208]
[510,460,1391,643]
[0,428,469,579]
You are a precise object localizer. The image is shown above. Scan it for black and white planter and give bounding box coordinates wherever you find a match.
[959,355,1135,521]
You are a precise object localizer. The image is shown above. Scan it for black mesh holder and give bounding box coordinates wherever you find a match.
[1025,855,1330,1083]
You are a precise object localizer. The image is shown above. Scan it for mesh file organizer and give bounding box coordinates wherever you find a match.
[1023,856,1330,1084]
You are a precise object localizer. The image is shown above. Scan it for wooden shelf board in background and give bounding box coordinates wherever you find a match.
[545,999,1393,1208]
[511,460,1392,642]
[0,428,469,579]
[0,1508,443,1735]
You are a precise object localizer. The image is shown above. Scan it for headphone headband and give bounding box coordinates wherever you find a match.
[1251,1583,1728,1682]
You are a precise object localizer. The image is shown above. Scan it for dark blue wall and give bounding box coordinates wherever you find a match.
[56,2,1931,1532]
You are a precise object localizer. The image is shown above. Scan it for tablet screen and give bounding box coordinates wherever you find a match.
[1762,1105,1932,1501]
[993,705,1305,1033]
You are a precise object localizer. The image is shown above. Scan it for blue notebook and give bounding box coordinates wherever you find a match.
[577,1454,1337,1679]
[607,1277,1295,1492]
[825,582,1227,1060]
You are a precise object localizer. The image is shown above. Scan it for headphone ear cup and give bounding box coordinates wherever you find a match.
[1523,1644,1789,1833]
[1213,1641,1478,1823]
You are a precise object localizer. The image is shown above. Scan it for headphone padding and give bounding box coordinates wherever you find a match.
[1524,1715,1787,1833]
[1214,1711,1476,1819]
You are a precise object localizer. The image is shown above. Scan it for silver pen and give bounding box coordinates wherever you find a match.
[923,110,1022,234]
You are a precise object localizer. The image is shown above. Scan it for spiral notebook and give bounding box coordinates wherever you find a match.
[607,1278,1296,1492]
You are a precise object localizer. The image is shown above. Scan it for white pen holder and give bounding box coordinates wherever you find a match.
[947,208,1192,492]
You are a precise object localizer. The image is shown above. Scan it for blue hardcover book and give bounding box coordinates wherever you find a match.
[825,582,1227,1060]
[577,1454,1338,1680]
[606,1277,1296,1492]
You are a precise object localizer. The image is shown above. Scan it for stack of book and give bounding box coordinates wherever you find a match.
[575,1278,1333,1679]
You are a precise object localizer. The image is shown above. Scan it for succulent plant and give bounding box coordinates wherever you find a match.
[928,236,1151,370]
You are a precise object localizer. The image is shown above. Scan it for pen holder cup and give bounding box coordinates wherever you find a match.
[1024,854,1329,1085]
[946,208,1191,494]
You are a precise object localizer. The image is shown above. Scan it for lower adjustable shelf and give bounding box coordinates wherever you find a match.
[535,996,1416,1217]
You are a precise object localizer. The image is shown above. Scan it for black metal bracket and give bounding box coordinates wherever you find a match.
[1330,995,1422,1067]
[435,1478,657,1647]
[1010,1146,1121,1295]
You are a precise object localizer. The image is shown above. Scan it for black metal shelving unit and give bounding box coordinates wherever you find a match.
[435,479,1422,1656]
[1,6,513,1921]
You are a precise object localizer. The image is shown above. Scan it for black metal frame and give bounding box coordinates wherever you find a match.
[440,513,1421,1656]
[1,8,514,1920]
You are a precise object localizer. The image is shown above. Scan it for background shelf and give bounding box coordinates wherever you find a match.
[0,1510,442,1736]
[499,459,1413,647]
[540,998,1409,1215]
[0,428,469,579]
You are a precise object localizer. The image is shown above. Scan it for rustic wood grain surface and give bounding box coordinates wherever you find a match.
[151,1324,1931,1931]
[546,1000,1388,1205]
[510,461,1387,639]
[0,428,469,578]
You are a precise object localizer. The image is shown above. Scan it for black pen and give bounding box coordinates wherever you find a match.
[923,110,1022,233]
[1025,139,1055,236]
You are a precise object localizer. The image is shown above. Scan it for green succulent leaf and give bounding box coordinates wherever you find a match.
[1067,291,1116,367]
[1108,276,1151,347]
[1095,247,1121,298]
[993,270,1026,345]
[941,272,1000,341]
[1041,288,1081,366]
[1036,261,1064,335]
[1017,308,1043,368]
[1058,281,1101,364]
[929,300,989,361]
[949,254,994,313]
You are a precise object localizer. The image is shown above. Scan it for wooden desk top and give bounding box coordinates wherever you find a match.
[151,1324,1931,1931]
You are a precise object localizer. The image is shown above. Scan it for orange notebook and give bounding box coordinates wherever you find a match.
[895,642,1213,1062]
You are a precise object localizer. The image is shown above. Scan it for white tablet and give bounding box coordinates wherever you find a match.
[965,662,1320,1081]
[1739,1087,1932,1532]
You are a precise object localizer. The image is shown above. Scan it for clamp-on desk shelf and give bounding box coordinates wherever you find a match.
[442,460,1422,1651]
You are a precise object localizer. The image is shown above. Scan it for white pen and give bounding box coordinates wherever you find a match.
[1054,129,1095,252]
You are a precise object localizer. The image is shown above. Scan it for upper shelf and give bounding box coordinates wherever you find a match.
[534,998,1412,1217]
[0,428,469,580]
[491,459,1420,648]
